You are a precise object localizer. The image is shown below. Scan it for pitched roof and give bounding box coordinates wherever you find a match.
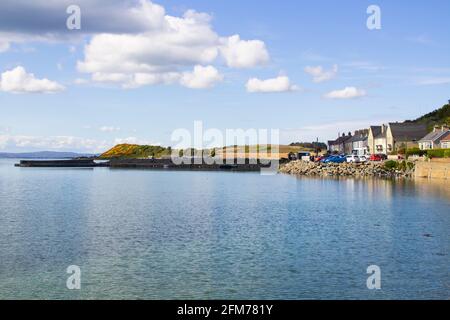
[388,123,428,141]
[348,134,368,143]
[370,126,383,138]
[440,131,450,142]
[419,130,449,143]
[328,135,352,146]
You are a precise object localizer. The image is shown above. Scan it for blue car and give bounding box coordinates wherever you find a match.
[320,156,331,163]
[322,155,345,163]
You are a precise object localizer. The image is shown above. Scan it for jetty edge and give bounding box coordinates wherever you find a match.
[15,159,109,168]
[14,157,283,172]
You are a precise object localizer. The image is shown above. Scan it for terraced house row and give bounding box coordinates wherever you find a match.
[328,123,450,156]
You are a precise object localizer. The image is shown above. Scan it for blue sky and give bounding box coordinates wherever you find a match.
[0,0,449,152]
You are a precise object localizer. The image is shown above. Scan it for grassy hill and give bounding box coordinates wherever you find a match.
[98,144,170,159]
[406,103,450,131]
[98,144,314,160]
[0,151,96,159]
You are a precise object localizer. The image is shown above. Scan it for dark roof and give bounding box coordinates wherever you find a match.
[419,130,449,142]
[389,123,428,141]
[440,131,450,142]
[348,134,368,143]
[328,135,352,146]
[370,126,382,138]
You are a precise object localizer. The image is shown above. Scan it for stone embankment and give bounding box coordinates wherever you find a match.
[279,161,414,178]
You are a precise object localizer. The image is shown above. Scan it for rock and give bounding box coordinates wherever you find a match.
[279,160,413,179]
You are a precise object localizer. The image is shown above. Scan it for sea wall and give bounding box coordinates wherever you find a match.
[16,159,105,167]
[109,158,275,171]
[279,161,413,178]
[414,159,450,180]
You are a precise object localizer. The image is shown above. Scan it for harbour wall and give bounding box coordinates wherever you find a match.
[109,158,278,171]
[414,159,450,180]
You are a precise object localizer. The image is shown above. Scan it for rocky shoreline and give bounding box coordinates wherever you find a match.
[279,161,415,178]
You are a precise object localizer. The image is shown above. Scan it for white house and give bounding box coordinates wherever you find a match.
[440,131,450,149]
[418,126,449,150]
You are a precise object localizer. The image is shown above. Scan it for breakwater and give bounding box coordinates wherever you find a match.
[109,158,276,171]
[14,158,279,171]
[279,161,414,178]
[15,159,108,168]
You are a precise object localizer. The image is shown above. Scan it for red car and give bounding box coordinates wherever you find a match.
[369,154,383,161]
[315,156,327,162]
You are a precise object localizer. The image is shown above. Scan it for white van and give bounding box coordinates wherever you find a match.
[358,155,368,163]
[345,155,360,163]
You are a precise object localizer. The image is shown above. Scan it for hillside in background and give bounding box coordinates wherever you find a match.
[98,144,314,160]
[98,144,170,159]
[406,103,450,130]
[0,151,96,159]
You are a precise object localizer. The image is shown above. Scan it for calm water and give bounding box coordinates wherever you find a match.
[0,158,449,300]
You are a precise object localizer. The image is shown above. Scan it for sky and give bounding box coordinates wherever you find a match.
[0,0,449,153]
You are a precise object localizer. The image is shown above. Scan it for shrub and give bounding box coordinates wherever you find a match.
[384,160,398,170]
[427,149,450,158]
[444,150,450,158]
[406,147,426,157]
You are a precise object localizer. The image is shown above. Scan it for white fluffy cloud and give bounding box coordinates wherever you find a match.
[246,76,298,93]
[180,65,223,89]
[304,64,338,83]
[76,2,269,88]
[324,86,366,99]
[0,1,270,90]
[220,35,269,68]
[0,66,64,93]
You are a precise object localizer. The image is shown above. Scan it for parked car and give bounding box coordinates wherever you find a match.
[333,156,346,163]
[320,156,331,163]
[359,155,368,163]
[323,155,346,163]
[369,154,383,161]
[345,155,360,163]
[288,152,298,161]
